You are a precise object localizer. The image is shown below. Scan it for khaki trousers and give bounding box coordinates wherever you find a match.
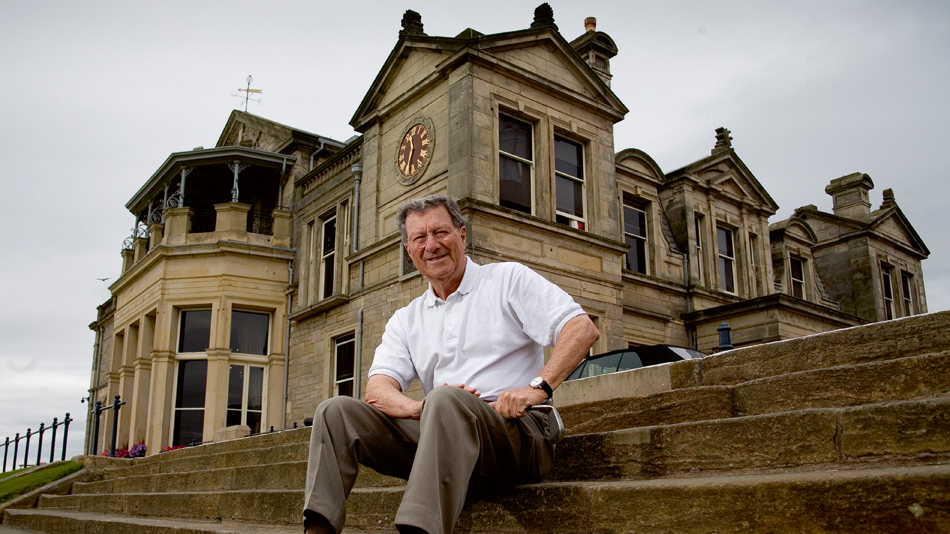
[303,385,554,534]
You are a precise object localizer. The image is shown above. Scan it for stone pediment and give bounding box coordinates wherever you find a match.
[870,208,930,257]
[351,27,627,131]
[671,153,778,213]
[786,220,816,242]
[615,148,664,184]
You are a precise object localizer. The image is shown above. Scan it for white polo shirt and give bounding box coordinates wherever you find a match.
[368,257,585,402]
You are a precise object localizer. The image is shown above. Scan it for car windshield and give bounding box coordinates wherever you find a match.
[566,345,705,381]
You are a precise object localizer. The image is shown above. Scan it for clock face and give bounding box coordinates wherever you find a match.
[397,123,430,177]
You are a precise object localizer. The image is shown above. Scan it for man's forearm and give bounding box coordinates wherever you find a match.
[493,314,599,418]
[539,314,600,391]
[365,374,423,419]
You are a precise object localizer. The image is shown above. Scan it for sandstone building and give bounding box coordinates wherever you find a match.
[85,5,929,456]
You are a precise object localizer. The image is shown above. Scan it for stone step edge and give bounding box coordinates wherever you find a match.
[73,397,950,495]
[561,347,950,434]
[92,438,309,475]
[38,462,950,504]
[2,509,306,534]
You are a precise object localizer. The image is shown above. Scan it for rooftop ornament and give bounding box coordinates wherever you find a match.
[400,9,426,37]
[531,3,558,31]
[712,127,733,154]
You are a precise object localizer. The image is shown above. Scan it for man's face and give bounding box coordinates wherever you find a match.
[404,206,467,289]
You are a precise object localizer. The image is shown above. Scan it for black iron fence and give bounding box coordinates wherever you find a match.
[3,413,73,473]
[91,395,127,458]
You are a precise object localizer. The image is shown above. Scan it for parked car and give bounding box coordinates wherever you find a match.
[565,345,706,381]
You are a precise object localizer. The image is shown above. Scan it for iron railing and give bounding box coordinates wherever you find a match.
[3,413,73,472]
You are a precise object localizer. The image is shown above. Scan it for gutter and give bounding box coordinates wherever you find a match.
[282,260,293,429]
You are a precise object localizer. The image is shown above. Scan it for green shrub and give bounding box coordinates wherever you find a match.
[0,461,83,504]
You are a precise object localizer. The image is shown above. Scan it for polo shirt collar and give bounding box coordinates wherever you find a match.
[424,256,480,306]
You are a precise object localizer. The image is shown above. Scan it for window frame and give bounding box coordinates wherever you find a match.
[622,197,648,274]
[333,333,356,398]
[694,215,705,286]
[171,358,207,447]
[229,309,270,356]
[717,226,737,295]
[319,211,337,301]
[226,362,266,434]
[553,134,587,230]
[901,270,915,317]
[498,113,535,216]
[177,308,212,354]
[881,263,895,320]
[789,256,806,300]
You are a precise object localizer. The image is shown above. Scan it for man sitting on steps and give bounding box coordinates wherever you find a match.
[302,194,599,534]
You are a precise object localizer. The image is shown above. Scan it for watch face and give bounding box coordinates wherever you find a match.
[530,376,543,388]
[397,123,430,177]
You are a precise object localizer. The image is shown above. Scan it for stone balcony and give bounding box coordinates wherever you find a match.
[121,202,292,273]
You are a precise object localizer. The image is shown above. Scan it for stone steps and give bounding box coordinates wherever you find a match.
[10,464,947,533]
[4,311,949,533]
[561,349,950,435]
[550,396,950,480]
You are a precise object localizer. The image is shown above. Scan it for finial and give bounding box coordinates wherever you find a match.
[712,127,733,154]
[585,17,597,32]
[531,3,558,31]
[881,188,896,208]
[400,9,426,37]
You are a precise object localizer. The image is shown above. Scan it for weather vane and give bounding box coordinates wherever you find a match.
[232,75,262,112]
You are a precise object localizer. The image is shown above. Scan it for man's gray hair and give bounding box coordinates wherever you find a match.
[397,195,465,244]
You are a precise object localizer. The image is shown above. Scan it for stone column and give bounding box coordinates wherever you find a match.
[133,237,148,264]
[272,208,292,248]
[148,222,164,250]
[164,207,193,246]
[121,248,134,274]
[204,348,232,443]
[145,350,174,456]
[267,351,286,431]
[213,202,250,243]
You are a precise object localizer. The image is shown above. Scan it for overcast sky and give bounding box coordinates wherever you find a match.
[2,0,947,464]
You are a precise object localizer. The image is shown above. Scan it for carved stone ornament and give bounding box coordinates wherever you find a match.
[394,116,435,186]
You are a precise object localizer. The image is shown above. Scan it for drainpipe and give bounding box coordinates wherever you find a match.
[350,164,362,254]
[355,307,364,399]
[282,260,293,429]
[309,140,327,171]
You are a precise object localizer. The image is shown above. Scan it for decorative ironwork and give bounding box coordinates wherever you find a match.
[248,210,274,235]
[229,161,247,203]
[148,197,164,223]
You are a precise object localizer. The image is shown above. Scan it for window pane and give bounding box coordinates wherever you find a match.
[499,116,531,160]
[717,227,733,258]
[230,311,269,355]
[226,409,242,428]
[624,206,645,237]
[322,217,336,256]
[336,334,355,382]
[791,258,804,280]
[499,156,532,213]
[246,411,262,434]
[173,410,204,447]
[337,380,354,398]
[554,137,582,178]
[323,258,335,299]
[720,257,735,293]
[179,310,211,353]
[175,360,207,409]
[556,175,583,217]
[625,235,646,273]
[227,365,244,411]
[248,367,264,412]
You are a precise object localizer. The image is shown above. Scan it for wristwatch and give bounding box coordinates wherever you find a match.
[529,376,553,399]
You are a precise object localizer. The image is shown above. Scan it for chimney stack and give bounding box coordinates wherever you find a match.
[825,173,874,222]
